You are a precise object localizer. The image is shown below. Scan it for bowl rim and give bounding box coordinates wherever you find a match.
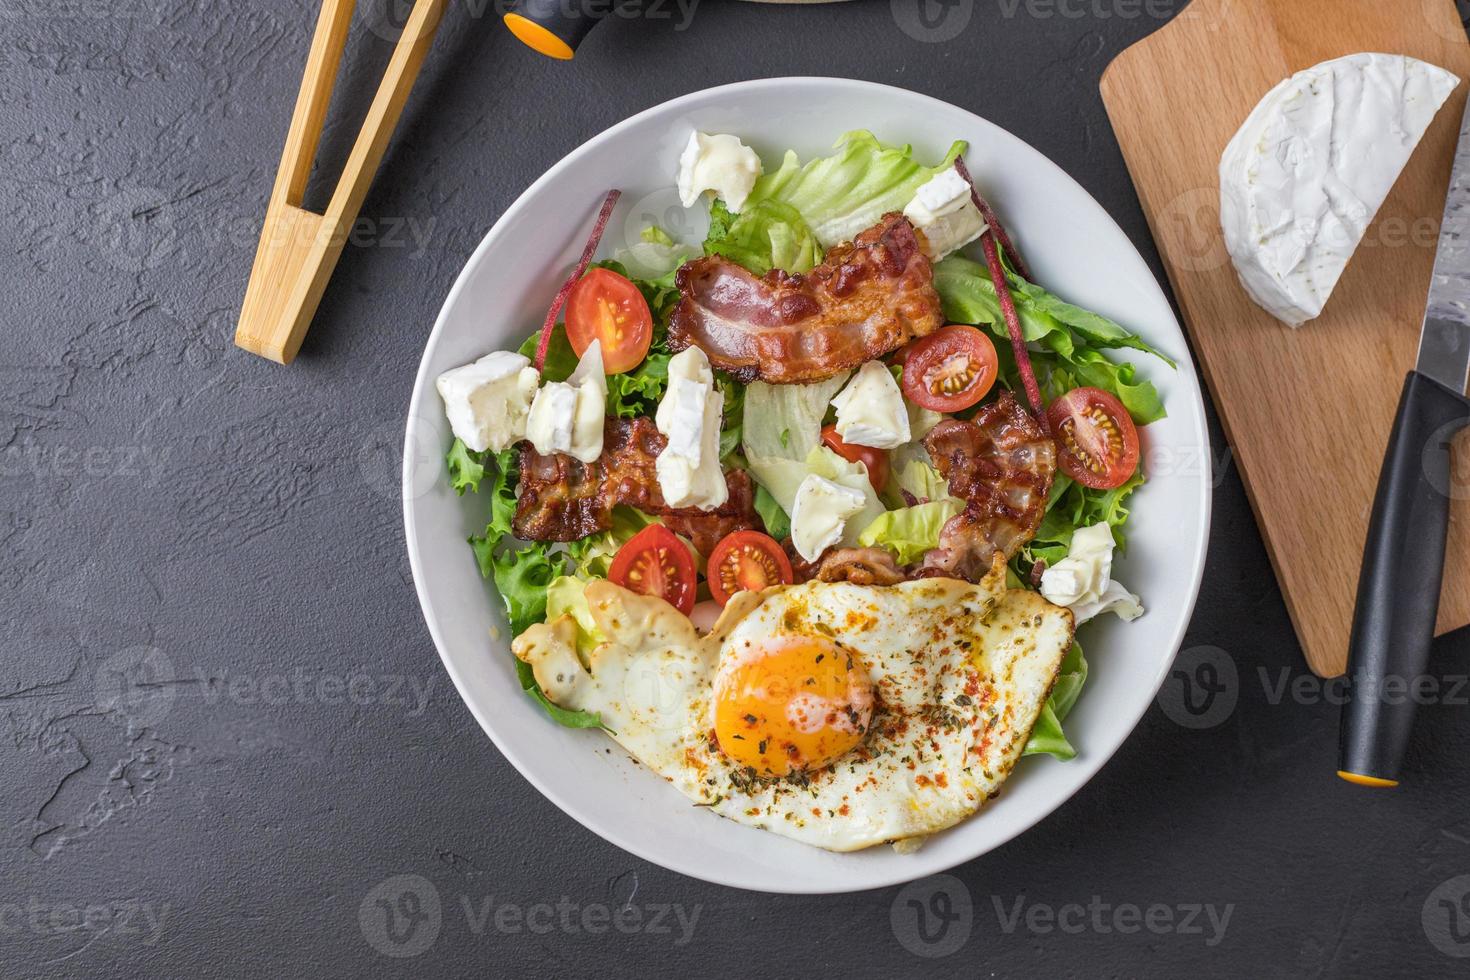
[403,75,1212,893]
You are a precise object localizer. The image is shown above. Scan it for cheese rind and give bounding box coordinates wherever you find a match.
[1220,53,1460,326]
[790,474,867,562]
[435,350,540,453]
[526,341,607,463]
[655,346,728,510]
[677,131,763,213]
[1038,522,1142,625]
[902,166,987,261]
[830,360,912,449]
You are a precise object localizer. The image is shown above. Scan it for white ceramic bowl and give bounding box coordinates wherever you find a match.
[404,77,1211,894]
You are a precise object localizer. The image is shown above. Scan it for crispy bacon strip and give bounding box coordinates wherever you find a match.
[783,544,907,586]
[918,392,1056,581]
[668,213,944,384]
[513,417,758,551]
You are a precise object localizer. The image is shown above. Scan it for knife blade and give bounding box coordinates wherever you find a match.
[1339,92,1470,787]
[1417,94,1470,393]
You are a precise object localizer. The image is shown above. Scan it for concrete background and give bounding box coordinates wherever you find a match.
[4,0,1470,975]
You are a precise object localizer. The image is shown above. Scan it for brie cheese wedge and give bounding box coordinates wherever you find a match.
[1219,53,1459,326]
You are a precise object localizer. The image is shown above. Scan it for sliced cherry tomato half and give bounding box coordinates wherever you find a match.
[565,267,653,374]
[608,523,697,614]
[821,425,890,493]
[1046,386,1141,490]
[901,325,999,413]
[706,530,794,607]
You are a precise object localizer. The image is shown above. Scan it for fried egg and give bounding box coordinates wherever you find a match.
[512,557,1073,852]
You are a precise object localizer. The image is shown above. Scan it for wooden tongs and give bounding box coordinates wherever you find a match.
[235,0,446,363]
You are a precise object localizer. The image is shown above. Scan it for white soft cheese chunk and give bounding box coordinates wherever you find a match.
[655,347,728,510]
[830,360,912,449]
[790,474,867,562]
[526,341,607,463]
[902,166,988,260]
[1219,53,1459,326]
[1039,521,1143,625]
[676,131,763,212]
[435,351,540,453]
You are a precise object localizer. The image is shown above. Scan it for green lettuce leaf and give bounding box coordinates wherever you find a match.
[571,507,658,581]
[465,451,601,728]
[1027,468,1146,568]
[515,323,578,383]
[1023,641,1088,760]
[703,199,822,276]
[742,373,849,464]
[513,659,604,730]
[754,484,790,540]
[857,499,963,564]
[931,254,1170,426]
[547,575,603,660]
[606,352,670,418]
[746,130,965,248]
[446,438,487,495]
[717,376,746,463]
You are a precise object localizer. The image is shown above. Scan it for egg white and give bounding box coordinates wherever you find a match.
[513,559,1074,852]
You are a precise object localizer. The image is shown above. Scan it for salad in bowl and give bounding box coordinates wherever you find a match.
[430,125,1172,856]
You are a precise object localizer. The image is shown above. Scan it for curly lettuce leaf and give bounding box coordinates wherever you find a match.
[703,199,822,276]
[446,439,487,495]
[464,451,600,728]
[1027,468,1146,568]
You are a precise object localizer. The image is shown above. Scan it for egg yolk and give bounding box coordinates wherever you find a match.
[713,636,874,777]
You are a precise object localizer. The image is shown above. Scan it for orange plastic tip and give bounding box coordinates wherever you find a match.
[504,13,575,60]
[1337,770,1399,788]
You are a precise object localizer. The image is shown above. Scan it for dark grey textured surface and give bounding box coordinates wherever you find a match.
[5,0,1470,975]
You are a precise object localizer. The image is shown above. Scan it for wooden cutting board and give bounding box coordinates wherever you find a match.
[1101,0,1470,677]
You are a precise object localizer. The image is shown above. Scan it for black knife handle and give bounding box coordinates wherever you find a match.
[1340,370,1470,786]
